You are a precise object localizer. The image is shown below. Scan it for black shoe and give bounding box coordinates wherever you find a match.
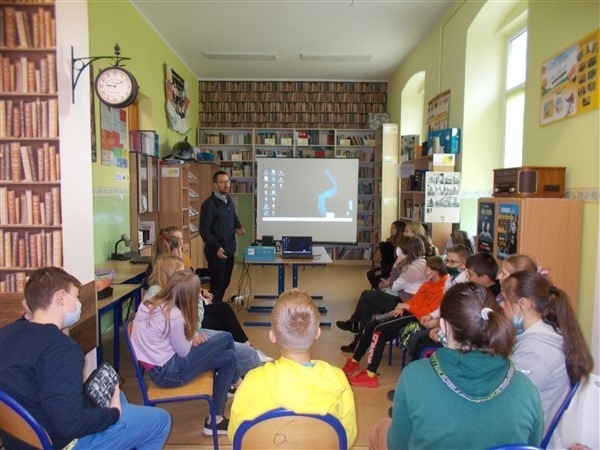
[387,390,395,401]
[388,406,393,418]
[203,416,229,436]
[340,335,359,353]
[336,319,359,333]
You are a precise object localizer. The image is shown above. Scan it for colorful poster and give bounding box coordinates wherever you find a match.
[100,104,128,168]
[424,172,461,223]
[477,202,495,253]
[426,90,451,133]
[497,203,519,260]
[540,29,599,126]
[165,64,191,135]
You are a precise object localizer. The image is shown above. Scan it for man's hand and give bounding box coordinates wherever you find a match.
[235,226,246,236]
[217,247,227,259]
[109,385,122,413]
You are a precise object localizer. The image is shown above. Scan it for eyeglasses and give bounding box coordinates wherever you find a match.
[445,258,462,265]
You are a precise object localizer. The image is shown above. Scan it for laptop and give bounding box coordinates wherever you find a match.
[281,236,313,259]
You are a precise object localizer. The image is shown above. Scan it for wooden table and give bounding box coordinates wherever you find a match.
[243,246,332,326]
[95,259,148,285]
[96,283,142,372]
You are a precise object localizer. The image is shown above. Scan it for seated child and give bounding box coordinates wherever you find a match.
[465,252,501,297]
[342,256,448,387]
[228,289,357,447]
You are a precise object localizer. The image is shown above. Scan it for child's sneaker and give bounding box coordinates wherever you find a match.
[203,416,229,436]
[341,358,360,377]
[348,369,379,388]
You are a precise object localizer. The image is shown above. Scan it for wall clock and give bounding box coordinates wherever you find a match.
[94,66,139,108]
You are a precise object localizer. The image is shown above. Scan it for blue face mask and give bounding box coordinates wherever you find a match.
[512,314,524,335]
[437,328,448,347]
[62,293,82,328]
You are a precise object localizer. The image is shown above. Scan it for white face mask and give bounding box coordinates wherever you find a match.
[62,292,82,328]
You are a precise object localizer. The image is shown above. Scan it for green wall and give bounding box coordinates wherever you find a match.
[387,0,599,343]
[88,0,199,264]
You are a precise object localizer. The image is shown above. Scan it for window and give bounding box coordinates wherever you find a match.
[503,29,527,168]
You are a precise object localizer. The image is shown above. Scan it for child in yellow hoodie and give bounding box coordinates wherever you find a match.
[227,289,357,446]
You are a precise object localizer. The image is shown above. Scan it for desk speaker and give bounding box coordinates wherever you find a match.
[262,235,274,247]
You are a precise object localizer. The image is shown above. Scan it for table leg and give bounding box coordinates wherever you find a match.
[292,264,325,301]
[113,302,122,372]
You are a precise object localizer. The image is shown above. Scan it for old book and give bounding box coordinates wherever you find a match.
[24,102,32,137]
[37,146,44,181]
[0,147,6,181]
[41,99,48,137]
[0,229,3,267]
[12,104,21,138]
[52,186,60,225]
[1,58,9,93]
[20,145,33,181]
[11,231,18,267]
[47,53,56,94]
[24,231,30,267]
[39,199,45,225]
[4,7,17,49]
[48,98,58,137]
[44,191,52,225]
[0,100,6,138]
[10,142,21,181]
[32,193,40,224]
[14,10,29,48]
[16,272,26,292]
[19,191,26,225]
[31,99,38,137]
[0,187,7,224]
[3,232,11,269]
[6,100,13,138]
[45,230,52,266]
[44,10,53,48]
[37,7,45,49]
[35,232,42,267]
[29,232,38,268]
[54,152,60,179]
[48,145,56,180]
[41,230,47,266]
[52,230,61,266]
[43,142,50,181]
[27,60,35,93]
[40,57,48,94]
[25,189,33,225]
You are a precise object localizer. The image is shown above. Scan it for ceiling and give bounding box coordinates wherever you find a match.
[131,0,455,81]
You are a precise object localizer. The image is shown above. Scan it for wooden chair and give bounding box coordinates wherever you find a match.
[232,408,347,450]
[540,381,581,449]
[0,390,53,450]
[122,319,220,449]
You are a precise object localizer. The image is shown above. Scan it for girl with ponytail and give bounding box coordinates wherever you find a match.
[501,271,593,433]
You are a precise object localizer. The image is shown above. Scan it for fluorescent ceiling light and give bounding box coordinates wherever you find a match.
[203,52,277,61]
[300,54,372,62]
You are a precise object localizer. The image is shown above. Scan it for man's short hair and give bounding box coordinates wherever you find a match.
[24,267,82,312]
[271,289,320,352]
[212,170,229,183]
[466,253,498,280]
[446,244,472,262]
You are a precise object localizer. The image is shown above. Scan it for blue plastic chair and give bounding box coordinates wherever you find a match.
[540,381,581,449]
[123,319,220,449]
[232,408,348,450]
[487,445,542,450]
[0,390,53,450]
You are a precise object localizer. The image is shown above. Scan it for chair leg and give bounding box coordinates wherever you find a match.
[206,397,219,450]
[401,347,408,369]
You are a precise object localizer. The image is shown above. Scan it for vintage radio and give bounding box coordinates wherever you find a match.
[493,166,566,198]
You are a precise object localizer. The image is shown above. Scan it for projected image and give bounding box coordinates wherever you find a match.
[256,158,359,243]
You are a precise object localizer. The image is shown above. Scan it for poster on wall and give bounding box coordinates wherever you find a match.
[426,90,451,133]
[424,171,461,223]
[165,64,191,135]
[477,202,495,253]
[497,203,519,260]
[540,29,599,126]
[100,103,128,168]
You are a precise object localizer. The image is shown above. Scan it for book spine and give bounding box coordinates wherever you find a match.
[24,230,30,268]
[48,98,58,137]
[0,229,3,267]
[52,230,61,266]
[44,191,52,225]
[52,186,60,225]
[3,232,11,269]
[11,231,18,267]
[15,272,26,293]
[0,187,7,225]
[29,232,37,269]
[10,142,21,181]
[25,189,33,226]
[32,193,40,225]
[20,145,33,181]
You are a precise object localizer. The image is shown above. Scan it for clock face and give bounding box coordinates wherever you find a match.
[95,67,139,108]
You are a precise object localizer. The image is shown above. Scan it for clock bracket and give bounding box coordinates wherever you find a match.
[71,43,133,104]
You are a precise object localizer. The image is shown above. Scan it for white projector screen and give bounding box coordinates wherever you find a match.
[256,158,359,243]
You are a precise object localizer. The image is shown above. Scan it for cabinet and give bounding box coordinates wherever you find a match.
[129,152,159,252]
[399,154,454,253]
[189,161,219,269]
[0,0,62,293]
[476,197,583,305]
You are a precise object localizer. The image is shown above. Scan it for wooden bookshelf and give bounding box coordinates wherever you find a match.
[0,0,62,294]
[199,81,387,129]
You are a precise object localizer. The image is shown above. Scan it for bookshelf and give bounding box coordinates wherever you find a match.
[199,81,387,129]
[399,154,453,253]
[0,0,62,293]
[197,127,383,264]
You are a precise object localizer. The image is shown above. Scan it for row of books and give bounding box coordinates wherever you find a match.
[295,130,334,145]
[201,91,387,104]
[358,182,374,195]
[0,142,60,182]
[357,199,374,211]
[202,100,386,113]
[334,246,372,260]
[295,149,335,158]
[358,166,375,178]
[336,134,375,146]
[1,54,57,95]
[403,201,426,222]
[357,230,373,242]
[356,216,374,227]
[206,149,253,161]
[199,112,373,124]
[407,169,428,192]
[229,180,252,193]
[0,98,59,139]
[200,121,372,129]
[0,229,62,273]
[1,6,55,50]
[201,132,252,145]
[199,81,387,94]
[0,186,61,226]
[219,164,252,178]
[255,131,293,145]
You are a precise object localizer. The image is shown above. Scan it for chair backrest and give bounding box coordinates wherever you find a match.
[487,445,541,450]
[123,319,153,405]
[540,380,580,449]
[0,390,53,450]
[232,408,348,450]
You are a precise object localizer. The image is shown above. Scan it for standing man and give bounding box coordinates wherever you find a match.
[200,170,245,302]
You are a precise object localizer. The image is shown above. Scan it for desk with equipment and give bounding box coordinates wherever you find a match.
[243,246,332,326]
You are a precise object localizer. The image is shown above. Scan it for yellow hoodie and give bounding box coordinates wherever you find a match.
[227,356,357,446]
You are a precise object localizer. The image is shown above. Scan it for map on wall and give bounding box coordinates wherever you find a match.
[540,29,599,126]
[100,103,128,168]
